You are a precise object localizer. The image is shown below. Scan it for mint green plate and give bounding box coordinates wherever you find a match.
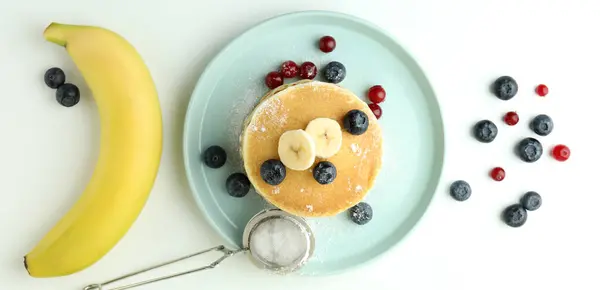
[183,11,444,275]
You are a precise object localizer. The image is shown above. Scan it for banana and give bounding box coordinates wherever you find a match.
[24,23,162,277]
[278,129,316,170]
[305,118,343,158]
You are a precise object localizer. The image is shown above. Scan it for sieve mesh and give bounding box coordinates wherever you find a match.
[249,217,309,269]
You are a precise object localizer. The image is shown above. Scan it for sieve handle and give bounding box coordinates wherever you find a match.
[82,245,247,290]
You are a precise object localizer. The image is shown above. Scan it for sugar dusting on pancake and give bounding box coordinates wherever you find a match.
[242,80,382,217]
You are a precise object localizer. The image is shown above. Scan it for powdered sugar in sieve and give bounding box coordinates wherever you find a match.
[243,209,314,273]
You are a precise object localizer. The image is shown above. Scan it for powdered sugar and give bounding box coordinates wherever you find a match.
[249,217,308,268]
[227,80,263,168]
[350,143,362,155]
[252,97,288,129]
[306,205,313,212]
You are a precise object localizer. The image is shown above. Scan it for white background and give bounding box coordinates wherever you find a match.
[1,1,599,289]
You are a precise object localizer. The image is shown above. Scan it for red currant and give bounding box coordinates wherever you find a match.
[552,144,570,161]
[490,167,505,181]
[368,85,386,103]
[280,61,299,78]
[504,111,519,126]
[536,84,549,97]
[368,103,382,119]
[299,62,317,80]
[265,71,283,89]
[319,36,336,53]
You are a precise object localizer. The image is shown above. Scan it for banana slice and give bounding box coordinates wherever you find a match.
[305,118,343,158]
[278,129,316,171]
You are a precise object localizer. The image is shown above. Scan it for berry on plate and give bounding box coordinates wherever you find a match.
[503,204,528,227]
[299,62,317,80]
[323,61,346,84]
[349,202,373,225]
[280,61,299,78]
[368,85,386,103]
[265,71,284,89]
[203,145,227,168]
[473,120,498,143]
[552,144,570,161]
[368,103,382,119]
[319,36,336,53]
[226,173,251,198]
[450,180,471,201]
[493,76,518,100]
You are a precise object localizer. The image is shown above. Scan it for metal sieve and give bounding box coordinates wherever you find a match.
[83,209,315,290]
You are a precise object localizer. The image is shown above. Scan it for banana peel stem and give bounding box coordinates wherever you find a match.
[43,22,67,46]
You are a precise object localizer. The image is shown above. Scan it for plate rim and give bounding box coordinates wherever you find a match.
[182,9,447,275]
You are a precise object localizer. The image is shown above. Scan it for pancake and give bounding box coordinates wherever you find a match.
[241,80,383,217]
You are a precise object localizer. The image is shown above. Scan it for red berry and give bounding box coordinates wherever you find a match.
[490,167,505,181]
[504,111,519,126]
[265,71,283,89]
[536,84,549,96]
[368,85,386,103]
[368,103,382,119]
[319,36,336,53]
[280,61,299,78]
[552,144,570,161]
[299,62,317,80]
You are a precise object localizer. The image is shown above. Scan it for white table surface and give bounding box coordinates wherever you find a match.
[1,0,599,289]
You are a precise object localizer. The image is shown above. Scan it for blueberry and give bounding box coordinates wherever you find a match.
[520,191,542,211]
[449,180,471,201]
[517,137,543,163]
[530,114,554,136]
[349,202,373,225]
[55,83,80,107]
[44,67,66,89]
[323,61,346,83]
[203,146,227,168]
[260,159,286,185]
[225,173,251,198]
[473,120,498,143]
[493,76,518,100]
[313,161,337,185]
[502,204,527,227]
[343,109,369,135]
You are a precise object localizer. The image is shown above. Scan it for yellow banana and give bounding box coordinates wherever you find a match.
[24,23,162,277]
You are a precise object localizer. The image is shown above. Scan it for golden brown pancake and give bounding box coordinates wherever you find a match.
[242,80,383,217]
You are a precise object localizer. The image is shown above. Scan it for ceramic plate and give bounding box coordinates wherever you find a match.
[183,10,444,275]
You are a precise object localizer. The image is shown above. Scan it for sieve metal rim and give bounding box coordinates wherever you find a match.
[242,209,315,274]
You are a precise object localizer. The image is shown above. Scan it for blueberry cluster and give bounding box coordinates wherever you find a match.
[451,76,568,227]
[265,60,347,90]
[203,145,252,198]
[503,191,542,227]
[44,67,81,107]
